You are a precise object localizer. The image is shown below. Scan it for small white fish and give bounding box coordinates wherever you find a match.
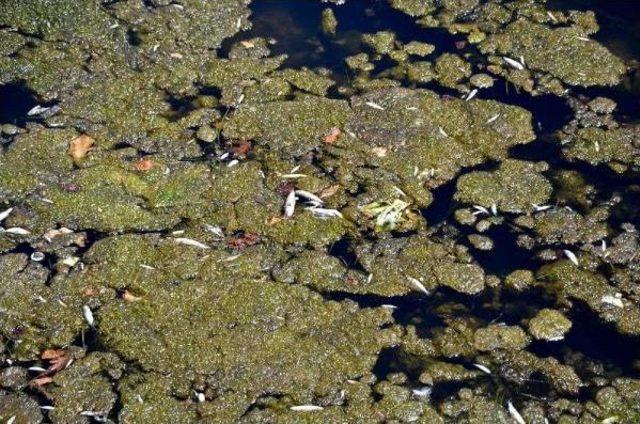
[290,405,324,412]
[284,190,296,218]
[236,94,245,105]
[62,256,80,267]
[28,366,47,372]
[140,264,156,270]
[204,224,225,238]
[195,392,206,403]
[438,127,448,137]
[472,205,490,216]
[563,249,579,266]
[547,11,557,22]
[490,203,498,216]
[295,190,324,205]
[27,105,50,116]
[465,89,478,101]
[532,204,553,212]
[594,141,600,152]
[219,152,230,160]
[366,273,373,284]
[486,114,500,124]
[174,238,210,249]
[227,159,239,167]
[7,416,16,424]
[280,173,307,179]
[40,406,55,411]
[393,186,407,197]
[407,276,429,295]
[4,227,30,235]
[473,363,491,374]
[172,230,185,235]
[576,36,591,42]
[136,395,144,404]
[306,207,343,219]
[109,23,119,29]
[507,401,526,424]
[0,207,13,222]
[601,240,607,252]
[365,101,385,110]
[381,304,398,310]
[412,386,432,398]
[83,305,94,327]
[601,294,624,308]
[548,335,565,342]
[289,165,301,173]
[503,56,524,70]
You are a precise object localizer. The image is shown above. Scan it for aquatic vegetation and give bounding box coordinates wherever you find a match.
[1,0,640,422]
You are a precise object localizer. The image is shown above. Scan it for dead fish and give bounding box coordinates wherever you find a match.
[195,392,206,403]
[27,105,50,116]
[490,203,498,216]
[465,89,478,101]
[40,406,55,411]
[306,207,343,219]
[28,366,47,372]
[407,276,429,295]
[204,224,225,238]
[83,305,94,327]
[290,405,324,412]
[280,173,307,179]
[0,207,12,222]
[365,101,385,110]
[412,386,432,398]
[174,238,210,249]
[295,190,324,205]
[601,240,607,252]
[473,363,491,374]
[507,401,526,424]
[438,127,448,137]
[284,190,297,218]
[503,56,524,70]
[486,114,500,124]
[7,416,16,424]
[366,273,373,284]
[563,249,579,266]
[140,264,156,270]
[601,294,624,308]
[532,204,553,212]
[4,227,30,235]
[227,159,239,167]
[472,205,490,216]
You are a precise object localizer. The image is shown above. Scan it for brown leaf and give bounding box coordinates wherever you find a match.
[31,376,54,387]
[319,184,341,199]
[225,232,260,251]
[82,287,97,297]
[69,134,95,161]
[324,127,341,145]
[41,349,66,360]
[266,216,284,226]
[231,140,252,157]
[240,40,255,48]
[122,290,143,302]
[134,158,154,172]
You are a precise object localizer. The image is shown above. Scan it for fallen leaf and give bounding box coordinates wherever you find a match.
[324,127,341,145]
[31,376,54,387]
[122,290,143,302]
[231,140,252,157]
[41,349,66,360]
[266,216,284,226]
[240,40,255,48]
[226,232,260,250]
[134,158,154,172]
[69,134,94,162]
[319,184,341,199]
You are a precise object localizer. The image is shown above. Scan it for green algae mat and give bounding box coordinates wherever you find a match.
[1,0,640,422]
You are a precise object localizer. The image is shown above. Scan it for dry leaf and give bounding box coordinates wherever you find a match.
[41,349,66,360]
[231,140,252,157]
[226,232,260,250]
[324,127,341,145]
[134,158,154,172]
[122,290,143,302]
[266,216,283,226]
[319,184,341,199]
[82,287,97,297]
[240,40,255,48]
[69,134,95,161]
[31,376,54,387]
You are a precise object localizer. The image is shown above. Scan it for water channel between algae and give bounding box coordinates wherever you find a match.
[1,0,640,423]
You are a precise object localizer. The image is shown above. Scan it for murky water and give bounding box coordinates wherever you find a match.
[2,0,640,422]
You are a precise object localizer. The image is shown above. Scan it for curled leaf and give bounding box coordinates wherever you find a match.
[69,134,95,162]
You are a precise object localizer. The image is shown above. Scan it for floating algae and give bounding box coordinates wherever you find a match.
[2,0,640,422]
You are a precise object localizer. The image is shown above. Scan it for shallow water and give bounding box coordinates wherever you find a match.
[2,0,640,422]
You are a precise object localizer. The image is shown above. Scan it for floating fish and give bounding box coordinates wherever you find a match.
[563,249,579,266]
[174,238,210,249]
[290,405,324,412]
[407,276,429,295]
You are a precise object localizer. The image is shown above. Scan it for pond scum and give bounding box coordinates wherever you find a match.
[1,0,640,423]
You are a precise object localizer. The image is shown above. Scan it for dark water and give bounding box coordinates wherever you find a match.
[230,0,640,388]
[2,0,640,416]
